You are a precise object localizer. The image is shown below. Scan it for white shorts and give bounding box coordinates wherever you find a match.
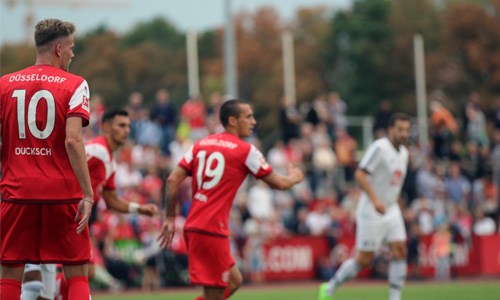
[355,204,406,251]
[24,263,57,299]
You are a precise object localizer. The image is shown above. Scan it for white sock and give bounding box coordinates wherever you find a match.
[326,258,361,296]
[389,259,407,300]
[21,280,42,300]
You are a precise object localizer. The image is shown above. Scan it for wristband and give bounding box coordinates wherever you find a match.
[128,202,139,213]
[83,198,94,204]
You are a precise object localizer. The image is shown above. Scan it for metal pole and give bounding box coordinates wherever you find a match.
[413,34,429,147]
[224,0,238,98]
[282,31,296,105]
[186,30,200,97]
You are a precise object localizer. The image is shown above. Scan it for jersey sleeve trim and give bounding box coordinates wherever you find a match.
[254,167,273,179]
[179,164,192,176]
[67,113,90,127]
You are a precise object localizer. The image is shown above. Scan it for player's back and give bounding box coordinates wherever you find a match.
[0,65,90,203]
[180,132,272,237]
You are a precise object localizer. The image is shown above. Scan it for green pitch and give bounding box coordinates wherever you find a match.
[93,281,500,300]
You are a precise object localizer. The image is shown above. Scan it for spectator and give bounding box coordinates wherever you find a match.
[151,88,177,155]
[180,94,207,141]
[445,163,471,206]
[430,100,459,159]
[373,99,393,138]
[472,207,496,236]
[280,96,301,143]
[432,222,452,281]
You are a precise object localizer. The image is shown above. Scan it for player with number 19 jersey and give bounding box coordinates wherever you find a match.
[179,132,273,237]
[0,65,90,203]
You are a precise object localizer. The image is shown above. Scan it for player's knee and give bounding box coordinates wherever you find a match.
[356,253,374,268]
[23,271,42,282]
[87,264,95,281]
[228,270,243,293]
[391,245,407,260]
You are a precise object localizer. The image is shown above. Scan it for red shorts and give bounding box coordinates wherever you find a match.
[0,202,91,265]
[184,230,235,288]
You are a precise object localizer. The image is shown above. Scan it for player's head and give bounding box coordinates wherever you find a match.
[102,108,130,149]
[220,99,256,138]
[34,19,76,71]
[387,113,410,147]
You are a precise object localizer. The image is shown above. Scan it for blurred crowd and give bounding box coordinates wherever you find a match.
[85,88,500,290]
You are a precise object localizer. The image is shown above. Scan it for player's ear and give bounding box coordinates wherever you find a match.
[228,115,237,127]
[102,121,111,133]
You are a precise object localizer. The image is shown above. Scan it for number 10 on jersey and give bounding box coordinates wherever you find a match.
[12,89,55,140]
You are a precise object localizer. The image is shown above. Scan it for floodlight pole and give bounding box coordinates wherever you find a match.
[413,34,429,148]
[282,31,296,105]
[224,0,238,99]
[186,30,200,97]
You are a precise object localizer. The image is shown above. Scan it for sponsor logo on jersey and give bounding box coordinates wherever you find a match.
[82,95,90,112]
[259,156,270,170]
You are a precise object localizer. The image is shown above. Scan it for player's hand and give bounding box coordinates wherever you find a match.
[288,163,304,184]
[139,204,159,216]
[75,198,93,234]
[157,217,175,249]
[372,198,386,214]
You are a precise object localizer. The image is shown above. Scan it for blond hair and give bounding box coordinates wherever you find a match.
[34,19,75,47]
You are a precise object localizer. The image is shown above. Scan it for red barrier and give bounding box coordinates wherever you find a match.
[247,234,500,281]
[260,236,330,280]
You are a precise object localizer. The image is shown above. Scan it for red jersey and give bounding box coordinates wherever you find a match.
[0,65,90,203]
[179,132,273,236]
[85,136,116,204]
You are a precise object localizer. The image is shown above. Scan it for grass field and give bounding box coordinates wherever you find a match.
[92,280,500,300]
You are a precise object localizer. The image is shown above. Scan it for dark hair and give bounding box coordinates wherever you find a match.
[34,19,75,47]
[102,108,129,125]
[388,112,410,128]
[219,99,248,127]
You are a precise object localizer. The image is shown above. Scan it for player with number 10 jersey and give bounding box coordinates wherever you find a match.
[0,65,90,203]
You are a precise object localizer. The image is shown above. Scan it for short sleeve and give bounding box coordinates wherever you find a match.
[178,144,195,175]
[67,80,90,127]
[245,144,273,179]
[358,143,382,174]
[103,172,116,190]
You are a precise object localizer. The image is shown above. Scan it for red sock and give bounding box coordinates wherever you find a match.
[194,297,205,300]
[0,279,21,300]
[66,276,90,300]
[56,272,69,300]
[224,288,231,299]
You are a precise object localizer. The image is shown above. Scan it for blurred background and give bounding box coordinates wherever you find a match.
[2,0,500,295]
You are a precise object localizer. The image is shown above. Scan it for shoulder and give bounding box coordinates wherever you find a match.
[85,141,111,164]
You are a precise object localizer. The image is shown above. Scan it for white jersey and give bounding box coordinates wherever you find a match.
[357,137,408,211]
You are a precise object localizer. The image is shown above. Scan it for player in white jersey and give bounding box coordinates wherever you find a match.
[318,113,411,300]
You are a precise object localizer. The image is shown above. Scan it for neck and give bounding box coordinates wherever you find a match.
[223,127,240,138]
[389,136,399,151]
[35,54,60,69]
[105,135,120,152]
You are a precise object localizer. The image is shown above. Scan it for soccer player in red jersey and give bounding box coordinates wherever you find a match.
[157,99,304,300]
[0,19,94,300]
[21,108,159,300]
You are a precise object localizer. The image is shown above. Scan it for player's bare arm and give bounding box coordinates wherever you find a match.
[261,163,304,190]
[101,189,158,216]
[157,166,188,248]
[355,168,386,214]
[66,116,94,234]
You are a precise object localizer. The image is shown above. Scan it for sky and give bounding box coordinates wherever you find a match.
[0,0,352,45]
